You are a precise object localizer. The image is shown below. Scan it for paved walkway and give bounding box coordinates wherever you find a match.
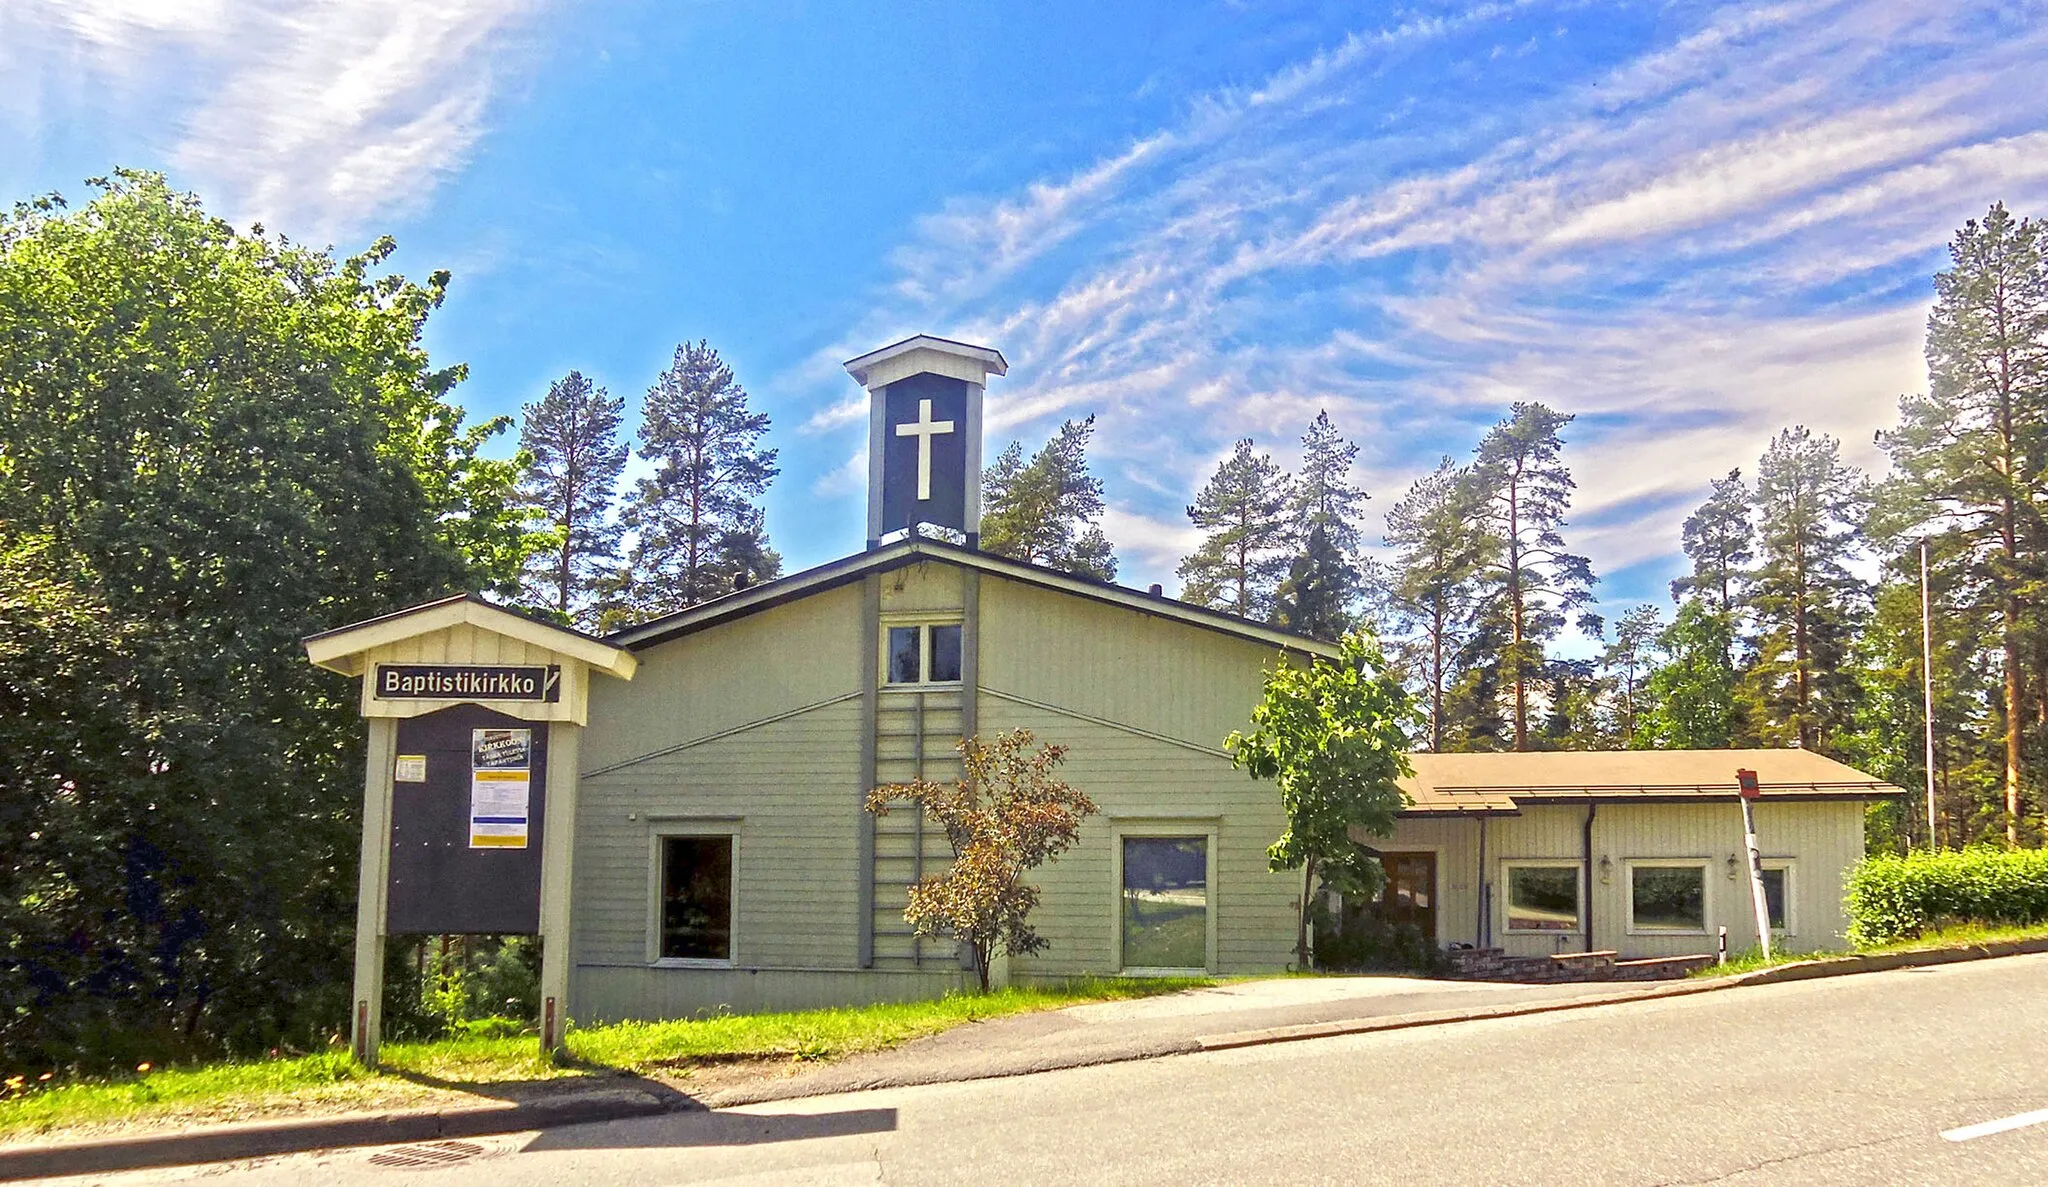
[702,973,1638,1105]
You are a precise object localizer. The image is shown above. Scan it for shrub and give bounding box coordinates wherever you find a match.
[1845,847,2048,946]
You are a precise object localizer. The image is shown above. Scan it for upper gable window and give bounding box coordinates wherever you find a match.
[884,622,963,685]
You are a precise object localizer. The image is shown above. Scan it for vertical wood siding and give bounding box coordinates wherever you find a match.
[1379,800,1867,958]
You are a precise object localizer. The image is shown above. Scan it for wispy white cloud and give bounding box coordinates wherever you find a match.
[4,0,542,238]
[793,0,2048,607]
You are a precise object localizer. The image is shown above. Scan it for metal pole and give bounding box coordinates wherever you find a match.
[1920,538,1939,849]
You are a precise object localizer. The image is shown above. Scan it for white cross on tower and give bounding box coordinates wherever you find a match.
[894,398,955,501]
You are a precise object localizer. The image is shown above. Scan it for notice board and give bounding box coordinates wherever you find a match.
[387,704,546,934]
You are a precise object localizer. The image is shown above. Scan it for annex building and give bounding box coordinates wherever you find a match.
[306,335,1900,1054]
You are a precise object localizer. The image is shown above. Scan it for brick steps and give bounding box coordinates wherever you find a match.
[1446,947,1716,983]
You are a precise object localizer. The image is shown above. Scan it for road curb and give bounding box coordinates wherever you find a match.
[0,1087,673,1183]
[1194,937,2048,1053]
[10,939,2044,1179]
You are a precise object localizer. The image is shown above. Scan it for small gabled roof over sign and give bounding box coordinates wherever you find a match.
[1398,748,1903,815]
[843,335,1008,389]
[304,594,636,680]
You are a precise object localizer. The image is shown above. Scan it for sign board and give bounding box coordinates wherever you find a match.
[373,664,562,703]
[395,754,427,783]
[1736,768,1761,800]
[469,728,531,849]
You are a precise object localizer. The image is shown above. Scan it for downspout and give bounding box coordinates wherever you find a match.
[1476,812,1490,949]
[1583,803,1597,953]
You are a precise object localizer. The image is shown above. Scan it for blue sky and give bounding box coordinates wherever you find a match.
[6,0,2047,631]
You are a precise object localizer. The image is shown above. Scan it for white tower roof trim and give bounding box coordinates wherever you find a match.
[843,334,1008,388]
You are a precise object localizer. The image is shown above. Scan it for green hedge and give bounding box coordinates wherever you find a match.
[1845,847,2048,946]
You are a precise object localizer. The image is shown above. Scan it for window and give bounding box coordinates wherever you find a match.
[1761,863,1793,933]
[883,621,964,685]
[1503,863,1580,933]
[1121,836,1209,970]
[1628,861,1708,934]
[658,836,733,962]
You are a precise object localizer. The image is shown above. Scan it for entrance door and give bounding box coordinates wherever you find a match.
[1377,853,1437,944]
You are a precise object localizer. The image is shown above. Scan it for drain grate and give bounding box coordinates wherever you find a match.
[365,1139,489,1170]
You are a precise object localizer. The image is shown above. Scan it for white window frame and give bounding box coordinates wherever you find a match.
[879,614,965,688]
[647,821,741,969]
[1111,820,1219,976]
[1500,860,1584,936]
[1624,858,1713,937]
[1760,859,1797,936]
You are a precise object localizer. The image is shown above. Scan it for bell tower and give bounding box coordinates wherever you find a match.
[844,335,1007,549]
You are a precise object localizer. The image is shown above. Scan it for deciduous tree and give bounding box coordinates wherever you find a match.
[1226,629,1415,968]
[866,730,1098,992]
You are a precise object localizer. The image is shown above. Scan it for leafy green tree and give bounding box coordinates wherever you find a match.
[517,371,626,627]
[979,416,1118,580]
[611,341,780,625]
[1468,403,1600,750]
[1178,438,1294,619]
[866,730,1098,992]
[1634,601,1744,749]
[1384,458,1486,750]
[1671,469,1753,616]
[1743,426,1871,753]
[1226,629,1415,968]
[1878,204,2048,844]
[0,172,538,1067]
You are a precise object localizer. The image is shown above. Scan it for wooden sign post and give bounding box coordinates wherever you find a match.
[1735,768,1771,962]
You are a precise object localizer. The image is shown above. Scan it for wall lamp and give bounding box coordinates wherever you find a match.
[1727,854,1741,880]
[1599,855,1613,885]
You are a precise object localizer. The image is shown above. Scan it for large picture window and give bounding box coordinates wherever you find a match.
[1121,836,1209,970]
[1628,861,1708,934]
[884,622,963,685]
[659,835,734,962]
[1503,863,1580,933]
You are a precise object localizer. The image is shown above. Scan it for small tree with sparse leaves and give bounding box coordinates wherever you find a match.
[866,729,1098,991]
[1227,628,1415,969]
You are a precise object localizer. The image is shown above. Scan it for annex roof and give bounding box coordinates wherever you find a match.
[1398,748,1903,815]
[303,593,638,680]
[606,535,1340,658]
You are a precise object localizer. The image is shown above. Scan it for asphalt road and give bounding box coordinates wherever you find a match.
[72,954,2048,1186]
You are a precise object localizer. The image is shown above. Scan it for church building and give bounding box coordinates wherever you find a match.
[305,335,1899,1056]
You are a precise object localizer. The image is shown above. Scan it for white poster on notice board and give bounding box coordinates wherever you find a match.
[470,728,531,849]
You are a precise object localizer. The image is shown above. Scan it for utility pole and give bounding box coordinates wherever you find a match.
[1920,538,1938,849]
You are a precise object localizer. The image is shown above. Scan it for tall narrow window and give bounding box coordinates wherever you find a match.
[886,626,923,684]
[660,836,733,961]
[928,623,963,682]
[1121,837,1208,969]
[1761,865,1791,932]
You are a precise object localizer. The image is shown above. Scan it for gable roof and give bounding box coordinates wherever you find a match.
[303,593,638,679]
[843,335,1008,386]
[606,536,1341,657]
[1398,748,1903,814]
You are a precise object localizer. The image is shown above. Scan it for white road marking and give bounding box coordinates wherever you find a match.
[1941,1108,2048,1142]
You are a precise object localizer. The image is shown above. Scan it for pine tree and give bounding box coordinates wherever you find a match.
[517,371,626,627]
[1878,204,2048,843]
[1743,426,1870,753]
[1275,411,1368,636]
[1671,469,1753,614]
[1384,457,1487,750]
[1468,403,1599,751]
[1599,604,1665,746]
[979,416,1118,580]
[1177,439,1295,619]
[611,341,780,624]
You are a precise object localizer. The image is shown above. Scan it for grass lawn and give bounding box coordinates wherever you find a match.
[0,976,1210,1143]
[1693,920,2048,978]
